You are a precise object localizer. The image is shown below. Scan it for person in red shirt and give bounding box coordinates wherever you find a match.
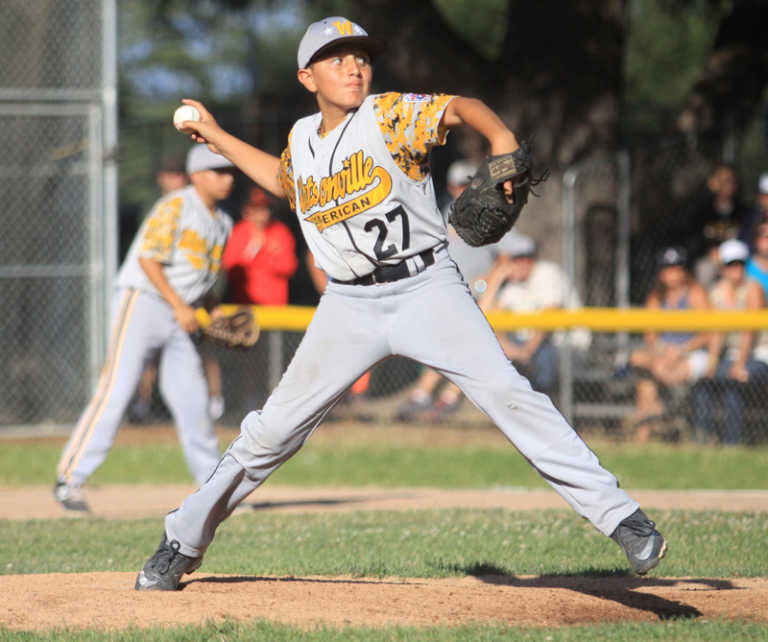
[223,186,298,304]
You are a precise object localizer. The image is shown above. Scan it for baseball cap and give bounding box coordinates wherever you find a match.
[758,172,768,195]
[447,160,479,186]
[656,246,687,268]
[494,231,536,258]
[719,238,749,265]
[186,144,234,175]
[297,16,384,69]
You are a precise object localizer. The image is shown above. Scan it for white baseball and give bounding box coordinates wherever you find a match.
[173,105,200,131]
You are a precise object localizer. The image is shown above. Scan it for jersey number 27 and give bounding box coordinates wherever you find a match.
[363,205,410,260]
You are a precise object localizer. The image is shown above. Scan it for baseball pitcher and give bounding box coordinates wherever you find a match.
[135,17,666,590]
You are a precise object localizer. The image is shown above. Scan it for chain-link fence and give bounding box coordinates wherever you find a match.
[0,0,117,427]
[2,2,764,448]
[128,325,767,447]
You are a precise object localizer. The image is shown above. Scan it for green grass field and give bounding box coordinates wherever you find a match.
[2,431,767,489]
[1,428,767,639]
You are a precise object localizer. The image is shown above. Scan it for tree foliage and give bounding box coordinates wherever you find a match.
[117,0,768,264]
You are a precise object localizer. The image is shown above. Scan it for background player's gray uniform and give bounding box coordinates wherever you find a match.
[161,93,639,559]
[57,185,232,488]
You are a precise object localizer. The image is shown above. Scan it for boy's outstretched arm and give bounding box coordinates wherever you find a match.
[177,99,286,199]
[441,97,519,156]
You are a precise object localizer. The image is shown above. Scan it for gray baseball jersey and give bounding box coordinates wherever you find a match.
[56,185,232,489]
[160,92,640,561]
[117,185,232,303]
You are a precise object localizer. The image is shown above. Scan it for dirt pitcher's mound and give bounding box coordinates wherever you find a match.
[1,572,766,632]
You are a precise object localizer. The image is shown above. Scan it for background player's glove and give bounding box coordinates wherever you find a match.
[195,306,260,349]
[449,142,544,247]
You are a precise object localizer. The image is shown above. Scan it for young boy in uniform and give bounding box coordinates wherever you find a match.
[136,16,666,590]
[54,144,235,512]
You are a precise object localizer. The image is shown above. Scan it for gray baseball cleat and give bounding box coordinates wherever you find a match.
[53,481,90,512]
[135,533,202,591]
[611,508,667,574]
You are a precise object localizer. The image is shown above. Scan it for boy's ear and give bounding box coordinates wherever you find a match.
[297,68,317,93]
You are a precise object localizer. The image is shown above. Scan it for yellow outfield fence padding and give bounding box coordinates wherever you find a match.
[216,304,768,333]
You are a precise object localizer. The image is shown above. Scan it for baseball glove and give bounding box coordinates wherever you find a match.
[195,306,260,349]
[449,141,545,247]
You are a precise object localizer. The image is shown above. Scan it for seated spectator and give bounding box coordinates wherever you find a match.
[222,186,298,305]
[739,172,768,252]
[395,159,492,422]
[692,239,768,444]
[746,216,768,298]
[478,233,585,397]
[628,247,710,441]
[397,232,583,421]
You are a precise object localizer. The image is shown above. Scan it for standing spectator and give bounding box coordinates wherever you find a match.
[739,172,768,252]
[628,247,710,441]
[222,186,298,305]
[681,164,750,289]
[693,239,768,444]
[221,187,299,418]
[54,144,235,512]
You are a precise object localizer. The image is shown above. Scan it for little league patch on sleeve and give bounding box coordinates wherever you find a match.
[402,93,431,102]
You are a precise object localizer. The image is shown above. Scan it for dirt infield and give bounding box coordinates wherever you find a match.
[2,572,767,631]
[2,484,768,632]
[2,484,768,520]
[3,423,767,632]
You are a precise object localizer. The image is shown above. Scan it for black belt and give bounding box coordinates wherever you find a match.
[331,248,436,286]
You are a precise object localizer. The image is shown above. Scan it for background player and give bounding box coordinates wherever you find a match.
[54,144,235,512]
[129,157,225,423]
[136,16,666,589]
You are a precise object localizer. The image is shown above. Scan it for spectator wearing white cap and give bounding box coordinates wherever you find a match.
[395,229,573,421]
[692,239,768,443]
[400,232,588,420]
[394,161,513,422]
[475,233,585,399]
[627,246,711,441]
[441,158,498,296]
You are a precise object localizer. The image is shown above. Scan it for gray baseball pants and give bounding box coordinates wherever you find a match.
[56,288,220,487]
[165,252,638,557]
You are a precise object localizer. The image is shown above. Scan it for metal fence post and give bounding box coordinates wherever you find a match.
[561,152,631,426]
[268,331,284,392]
